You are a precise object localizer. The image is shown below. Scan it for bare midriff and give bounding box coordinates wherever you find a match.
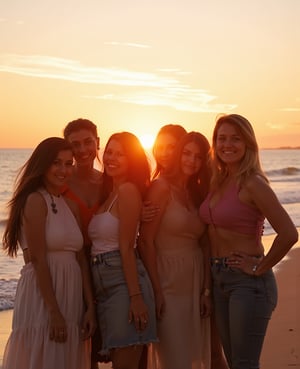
[208,225,264,258]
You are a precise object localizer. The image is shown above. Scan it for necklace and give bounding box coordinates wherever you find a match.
[49,193,59,214]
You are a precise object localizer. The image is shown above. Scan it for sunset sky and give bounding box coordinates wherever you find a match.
[1,0,299,149]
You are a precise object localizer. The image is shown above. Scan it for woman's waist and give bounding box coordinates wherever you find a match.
[156,242,201,256]
[155,234,200,247]
[24,249,78,263]
[91,244,120,256]
[208,227,263,257]
[91,248,139,265]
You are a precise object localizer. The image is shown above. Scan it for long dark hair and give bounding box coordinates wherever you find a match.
[152,124,187,179]
[3,137,72,257]
[163,131,211,207]
[101,132,151,203]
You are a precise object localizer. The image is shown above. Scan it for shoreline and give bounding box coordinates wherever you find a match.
[1,232,299,369]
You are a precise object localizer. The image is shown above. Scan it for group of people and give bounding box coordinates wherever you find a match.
[2,114,298,369]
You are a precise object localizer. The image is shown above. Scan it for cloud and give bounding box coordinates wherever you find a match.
[0,53,236,113]
[156,68,192,76]
[85,88,236,113]
[266,122,285,130]
[279,107,300,112]
[104,41,151,49]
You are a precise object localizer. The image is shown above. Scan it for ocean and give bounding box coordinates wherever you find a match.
[0,148,300,311]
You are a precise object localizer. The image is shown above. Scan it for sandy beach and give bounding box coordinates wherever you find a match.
[1,232,299,369]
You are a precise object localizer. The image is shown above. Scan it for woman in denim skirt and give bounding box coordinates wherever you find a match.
[199,114,298,369]
[88,132,158,369]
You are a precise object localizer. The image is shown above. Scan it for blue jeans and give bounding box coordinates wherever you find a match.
[91,250,158,355]
[211,260,277,369]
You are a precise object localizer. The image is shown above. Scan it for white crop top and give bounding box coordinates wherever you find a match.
[88,195,139,256]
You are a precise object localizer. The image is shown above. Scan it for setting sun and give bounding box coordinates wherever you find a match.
[138,133,155,150]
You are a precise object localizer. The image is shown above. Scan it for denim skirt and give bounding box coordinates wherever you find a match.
[91,250,158,355]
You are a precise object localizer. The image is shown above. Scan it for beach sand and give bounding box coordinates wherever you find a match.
[0,232,299,369]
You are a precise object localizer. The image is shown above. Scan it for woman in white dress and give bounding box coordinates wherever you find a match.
[2,137,96,369]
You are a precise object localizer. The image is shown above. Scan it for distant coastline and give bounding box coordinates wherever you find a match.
[262,146,300,150]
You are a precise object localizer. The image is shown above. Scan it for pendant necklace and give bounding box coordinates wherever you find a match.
[49,193,59,214]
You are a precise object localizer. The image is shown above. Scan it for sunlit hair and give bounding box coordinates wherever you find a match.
[101,132,151,202]
[152,124,187,179]
[2,137,73,257]
[210,114,268,191]
[163,131,211,207]
[63,118,100,162]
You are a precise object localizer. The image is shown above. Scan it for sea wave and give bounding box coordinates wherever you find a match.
[0,278,17,311]
[265,166,300,177]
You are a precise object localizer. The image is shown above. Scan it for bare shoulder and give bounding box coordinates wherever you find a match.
[244,174,269,193]
[242,173,280,212]
[25,191,47,210]
[118,183,142,218]
[118,182,140,198]
[147,177,169,199]
[24,191,47,219]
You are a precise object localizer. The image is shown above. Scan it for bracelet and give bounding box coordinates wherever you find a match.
[202,288,211,297]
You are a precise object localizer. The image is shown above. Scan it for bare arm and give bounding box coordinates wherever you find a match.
[138,178,169,319]
[23,192,67,342]
[76,248,96,339]
[118,183,148,331]
[199,232,212,318]
[241,175,298,275]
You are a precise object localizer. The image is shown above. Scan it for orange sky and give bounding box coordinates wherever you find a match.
[0,0,299,149]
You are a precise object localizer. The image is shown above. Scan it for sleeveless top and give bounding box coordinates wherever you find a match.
[199,182,264,238]
[20,189,83,252]
[155,186,205,255]
[88,195,139,256]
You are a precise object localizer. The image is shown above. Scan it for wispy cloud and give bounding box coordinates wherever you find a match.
[0,53,236,113]
[279,107,300,112]
[266,122,285,130]
[85,88,235,113]
[156,68,192,76]
[104,41,151,49]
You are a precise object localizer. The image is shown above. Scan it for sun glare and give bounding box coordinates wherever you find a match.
[138,133,155,150]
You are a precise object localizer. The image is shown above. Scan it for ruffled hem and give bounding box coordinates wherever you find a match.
[3,325,90,369]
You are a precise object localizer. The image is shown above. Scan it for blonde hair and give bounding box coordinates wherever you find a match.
[210,114,268,190]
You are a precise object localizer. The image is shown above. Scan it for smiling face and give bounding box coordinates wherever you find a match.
[103,139,128,182]
[180,141,203,177]
[215,122,246,169]
[66,129,99,168]
[44,149,74,194]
